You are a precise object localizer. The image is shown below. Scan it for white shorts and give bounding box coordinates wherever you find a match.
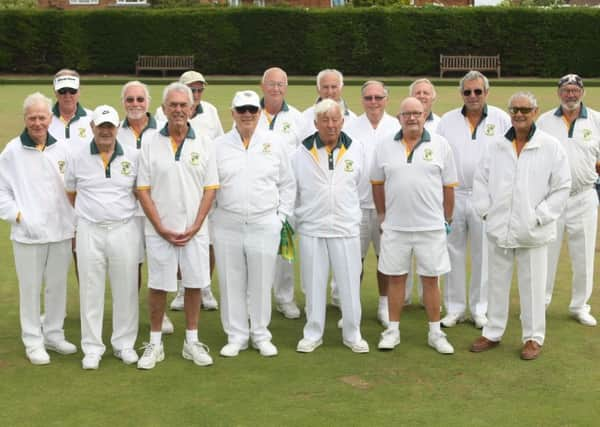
[145,233,210,292]
[378,229,450,277]
[134,216,146,264]
[359,208,381,258]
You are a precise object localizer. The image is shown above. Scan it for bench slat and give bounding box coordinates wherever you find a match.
[136,55,194,76]
[440,54,501,78]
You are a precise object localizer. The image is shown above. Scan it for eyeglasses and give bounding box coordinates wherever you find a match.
[508,107,535,115]
[57,88,78,95]
[125,96,146,104]
[559,87,582,95]
[462,89,484,97]
[398,111,423,118]
[363,95,386,102]
[265,81,287,89]
[190,87,204,93]
[235,105,259,114]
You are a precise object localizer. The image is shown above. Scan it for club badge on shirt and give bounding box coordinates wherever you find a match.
[121,161,132,176]
[344,159,354,172]
[262,143,272,153]
[423,148,433,161]
[79,128,87,139]
[190,152,200,165]
[282,122,291,133]
[485,124,496,136]
[583,129,592,141]
[58,160,66,174]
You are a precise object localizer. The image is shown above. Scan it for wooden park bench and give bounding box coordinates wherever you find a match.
[135,55,194,77]
[440,54,501,78]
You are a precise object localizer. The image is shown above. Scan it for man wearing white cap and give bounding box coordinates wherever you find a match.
[136,83,218,370]
[65,105,140,370]
[0,92,76,365]
[212,90,295,358]
[537,74,600,326]
[49,69,93,148]
[258,67,304,320]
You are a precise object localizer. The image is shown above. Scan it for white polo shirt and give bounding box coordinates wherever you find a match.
[137,124,219,236]
[117,113,162,151]
[437,105,511,192]
[49,102,93,149]
[156,100,224,141]
[0,132,75,244]
[425,112,441,133]
[371,129,458,232]
[292,131,364,238]
[257,99,304,156]
[65,141,138,224]
[537,104,600,194]
[300,99,356,141]
[214,127,295,222]
[345,112,399,209]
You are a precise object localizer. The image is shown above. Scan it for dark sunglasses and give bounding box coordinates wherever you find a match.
[363,95,386,101]
[57,88,78,95]
[125,96,146,103]
[190,87,204,93]
[235,105,259,114]
[463,89,484,97]
[508,107,535,115]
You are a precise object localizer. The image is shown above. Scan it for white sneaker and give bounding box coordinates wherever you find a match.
[441,312,466,328]
[82,354,101,370]
[201,287,219,310]
[162,315,174,334]
[343,338,370,353]
[377,306,390,328]
[44,339,77,355]
[572,312,597,327]
[252,340,278,357]
[331,295,340,309]
[428,331,455,354]
[337,318,343,329]
[182,341,213,366]
[137,342,164,370]
[276,302,301,319]
[26,347,50,365]
[169,290,185,311]
[472,314,488,329]
[296,338,322,353]
[114,348,139,365]
[220,342,248,357]
[378,328,400,350]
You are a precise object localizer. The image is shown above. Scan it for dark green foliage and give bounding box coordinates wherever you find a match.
[1,7,599,76]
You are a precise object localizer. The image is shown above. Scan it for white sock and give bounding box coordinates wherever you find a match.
[186,329,198,344]
[429,321,441,334]
[150,331,162,346]
[378,296,388,309]
[389,321,400,331]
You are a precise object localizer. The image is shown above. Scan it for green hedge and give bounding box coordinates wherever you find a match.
[1,7,599,77]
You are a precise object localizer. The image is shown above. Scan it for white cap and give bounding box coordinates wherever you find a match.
[54,75,80,91]
[92,105,119,127]
[180,71,207,86]
[231,90,261,108]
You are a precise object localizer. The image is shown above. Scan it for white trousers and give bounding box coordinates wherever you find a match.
[546,189,598,314]
[212,210,281,345]
[299,234,363,344]
[483,243,547,345]
[444,192,488,316]
[77,219,140,356]
[273,216,296,305]
[13,240,71,351]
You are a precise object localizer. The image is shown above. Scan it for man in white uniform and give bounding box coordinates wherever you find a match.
[136,83,219,369]
[538,74,600,327]
[372,97,458,355]
[293,99,369,354]
[470,92,571,360]
[258,67,304,320]
[437,71,511,329]
[213,90,295,358]
[345,80,399,328]
[0,92,76,365]
[65,105,140,370]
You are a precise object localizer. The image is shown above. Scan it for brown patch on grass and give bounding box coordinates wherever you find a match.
[0,359,10,369]
[339,375,372,390]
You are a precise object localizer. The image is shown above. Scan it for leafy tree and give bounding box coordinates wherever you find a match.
[0,0,36,9]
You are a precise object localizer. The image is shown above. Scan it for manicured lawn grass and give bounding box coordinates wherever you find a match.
[0,78,599,426]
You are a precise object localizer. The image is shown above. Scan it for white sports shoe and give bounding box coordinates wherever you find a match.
[252,340,278,357]
[114,348,139,365]
[276,302,301,319]
[337,318,343,329]
[441,312,467,328]
[377,306,390,328]
[201,287,219,310]
[378,328,401,350]
[137,342,165,370]
[169,289,185,311]
[296,338,322,353]
[162,315,174,334]
[343,338,370,353]
[572,312,597,327]
[331,295,340,309]
[219,342,248,357]
[82,354,101,370]
[428,331,455,354]
[182,341,213,366]
[27,347,50,365]
[44,339,77,355]
[472,314,488,329]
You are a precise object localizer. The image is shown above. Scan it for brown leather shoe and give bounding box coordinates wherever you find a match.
[520,340,542,360]
[470,336,500,352]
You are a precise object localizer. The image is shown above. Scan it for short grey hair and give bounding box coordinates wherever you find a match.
[314,98,342,120]
[23,92,52,115]
[409,78,436,98]
[162,82,193,106]
[121,80,151,103]
[316,69,344,91]
[459,70,490,92]
[261,67,288,84]
[508,91,538,109]
[361,80,388,97]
